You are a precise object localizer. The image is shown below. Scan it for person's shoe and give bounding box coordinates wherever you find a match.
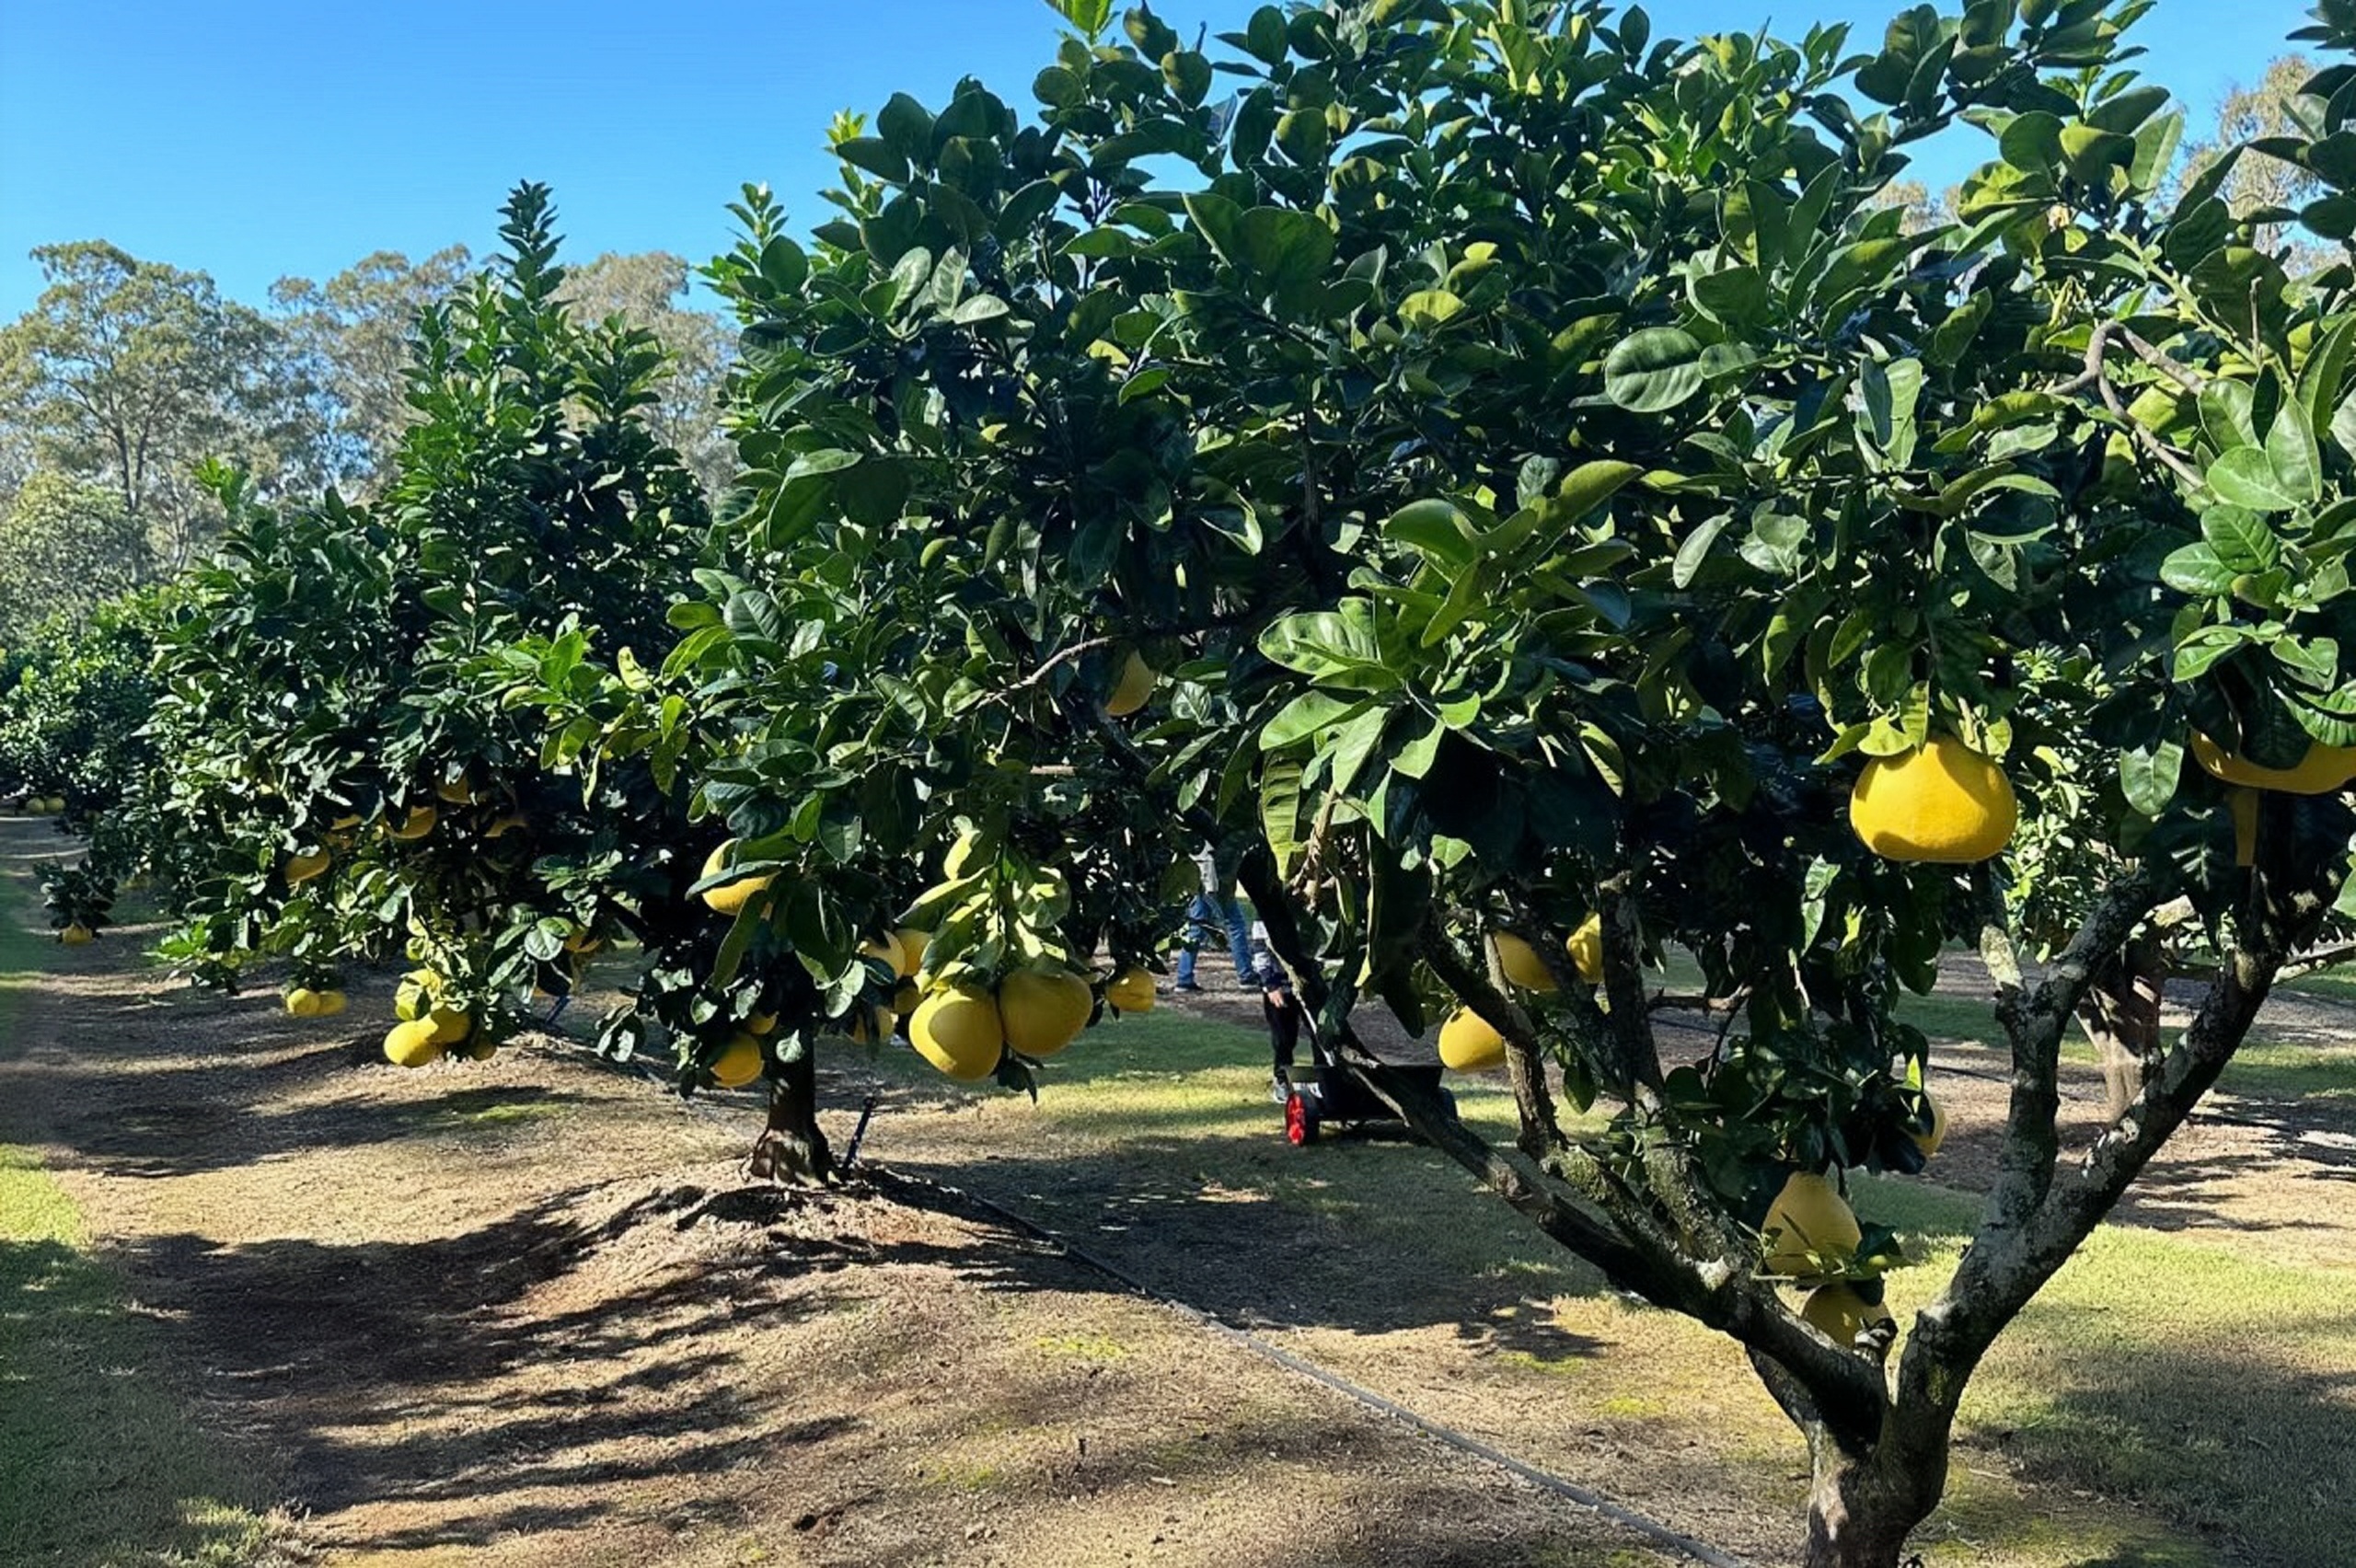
[1269,1073,1292,1105]
[1173,980,1203,993]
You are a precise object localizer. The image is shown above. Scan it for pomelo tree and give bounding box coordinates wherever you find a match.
[540,1,2356,1561]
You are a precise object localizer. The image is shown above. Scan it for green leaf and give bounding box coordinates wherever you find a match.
[2119,741,2183,817]
[2158,543,2235,595]
[1260,690,1360,749]
[2200,507,2282,573]
[1998,110,2064,172]
[1383,498,1475,565]
[1045,0,1114,35]
[2208,446,2302,512]
[1555,460,1645,520]
[1603,328,1705,413]
[1672,516,1728,589]
[2266,407,2324,503]
[1689,265,1768,326]
[1399,289,1465,329]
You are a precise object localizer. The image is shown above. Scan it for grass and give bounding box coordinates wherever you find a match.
[0,837,294,1567]
[881,997,2356,1568]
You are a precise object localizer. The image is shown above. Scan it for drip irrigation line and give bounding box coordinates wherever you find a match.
[888,1163,1755,1568]
[519,1032,1750,1566]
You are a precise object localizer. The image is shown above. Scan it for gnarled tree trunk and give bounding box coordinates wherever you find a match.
[747,1046,832,1184]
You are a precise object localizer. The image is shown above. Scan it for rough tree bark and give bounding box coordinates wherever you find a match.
[747,1045,832,1183]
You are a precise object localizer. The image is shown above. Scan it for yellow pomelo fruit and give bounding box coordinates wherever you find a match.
[699,839,776,917]
[892,928,930,978]
[384,1020,444,1068]
[848,1004,895,1044]
[384,804,438,841]
[284,849,331,886]
[711,1032,765,1088]
[1800,1284,1894,1347]
[2190,732,2356,795]
[1104,966,1157,1013]
[59,923,94,947]
[1438,1008,1507,1071]
[461,1038,498,1062]
[329,813,364,832]
[860,931,906,974]
[434,776,477,805]
[1104,651,1158,717]
[891,980,919,1021]
[561,928,602,954]
[426,1007,473,1047]
[997,968,1093,1058]
[910,985,1005,1080]
[484,813,528,840]
[1848,737,2017,864]
[1909,1095,1948,1159]
[1761,1172,1864,1277]
[284,987,320,1018]
[1491,931,1557,992]
[1567,914,1603,985]
[746,1010,779,1036]
[314,989,348,1018]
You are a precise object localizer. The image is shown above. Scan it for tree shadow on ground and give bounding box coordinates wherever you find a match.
[100,1173,1114,1551]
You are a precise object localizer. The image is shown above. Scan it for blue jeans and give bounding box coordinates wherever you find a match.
[1177,892,1253,985]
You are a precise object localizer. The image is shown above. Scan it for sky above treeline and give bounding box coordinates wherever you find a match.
[0,0,2326,317]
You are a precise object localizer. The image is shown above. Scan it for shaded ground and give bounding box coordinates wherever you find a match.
[0,818,1686,1568]
[6,813,2352,1567]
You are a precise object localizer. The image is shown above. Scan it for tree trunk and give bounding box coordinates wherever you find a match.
[746,1048,832,1184]
[2074,932,2165,1122]
[1801,1430,1945,1568]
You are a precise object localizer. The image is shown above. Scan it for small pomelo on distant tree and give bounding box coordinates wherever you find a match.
[1438,1008,1507,1071]
[1566,914,1603,985]
[1104,966,1156,1013]
[1848,736,2018,864]
[2189,732,2356,795]
[1491,931,1557,992]
[699,838,775,917]
[284,849,331,885]
[383,804,438,841]
[891,979,919,1022]
[384,1019,444,1068]
[892,928,930,977]
[746,1010,779,1036]
[998,967,1093,1057]
[426,1006,473,1046]
[860,931,907,974]
[1801,1283,1894,1347]
[329,813,364,832]
[1909,1095,1948,1159]
[711,1032,765,1087]
[910,985,1005,1079]
[1103,651,1158,717]
[1761,1172,1864,1278]
[59,923,94,946]
[313,989,348,1018]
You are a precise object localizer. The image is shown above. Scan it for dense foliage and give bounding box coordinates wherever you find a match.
[16,2,2356,1562]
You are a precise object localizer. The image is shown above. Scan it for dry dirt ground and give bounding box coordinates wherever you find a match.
[0,822,1692,1568]
[6,813,2352,1568]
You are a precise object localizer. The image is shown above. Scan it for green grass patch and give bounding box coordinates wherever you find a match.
[0,841,292,1566]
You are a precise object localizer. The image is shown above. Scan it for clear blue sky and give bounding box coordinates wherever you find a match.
[0,0,2324,317]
